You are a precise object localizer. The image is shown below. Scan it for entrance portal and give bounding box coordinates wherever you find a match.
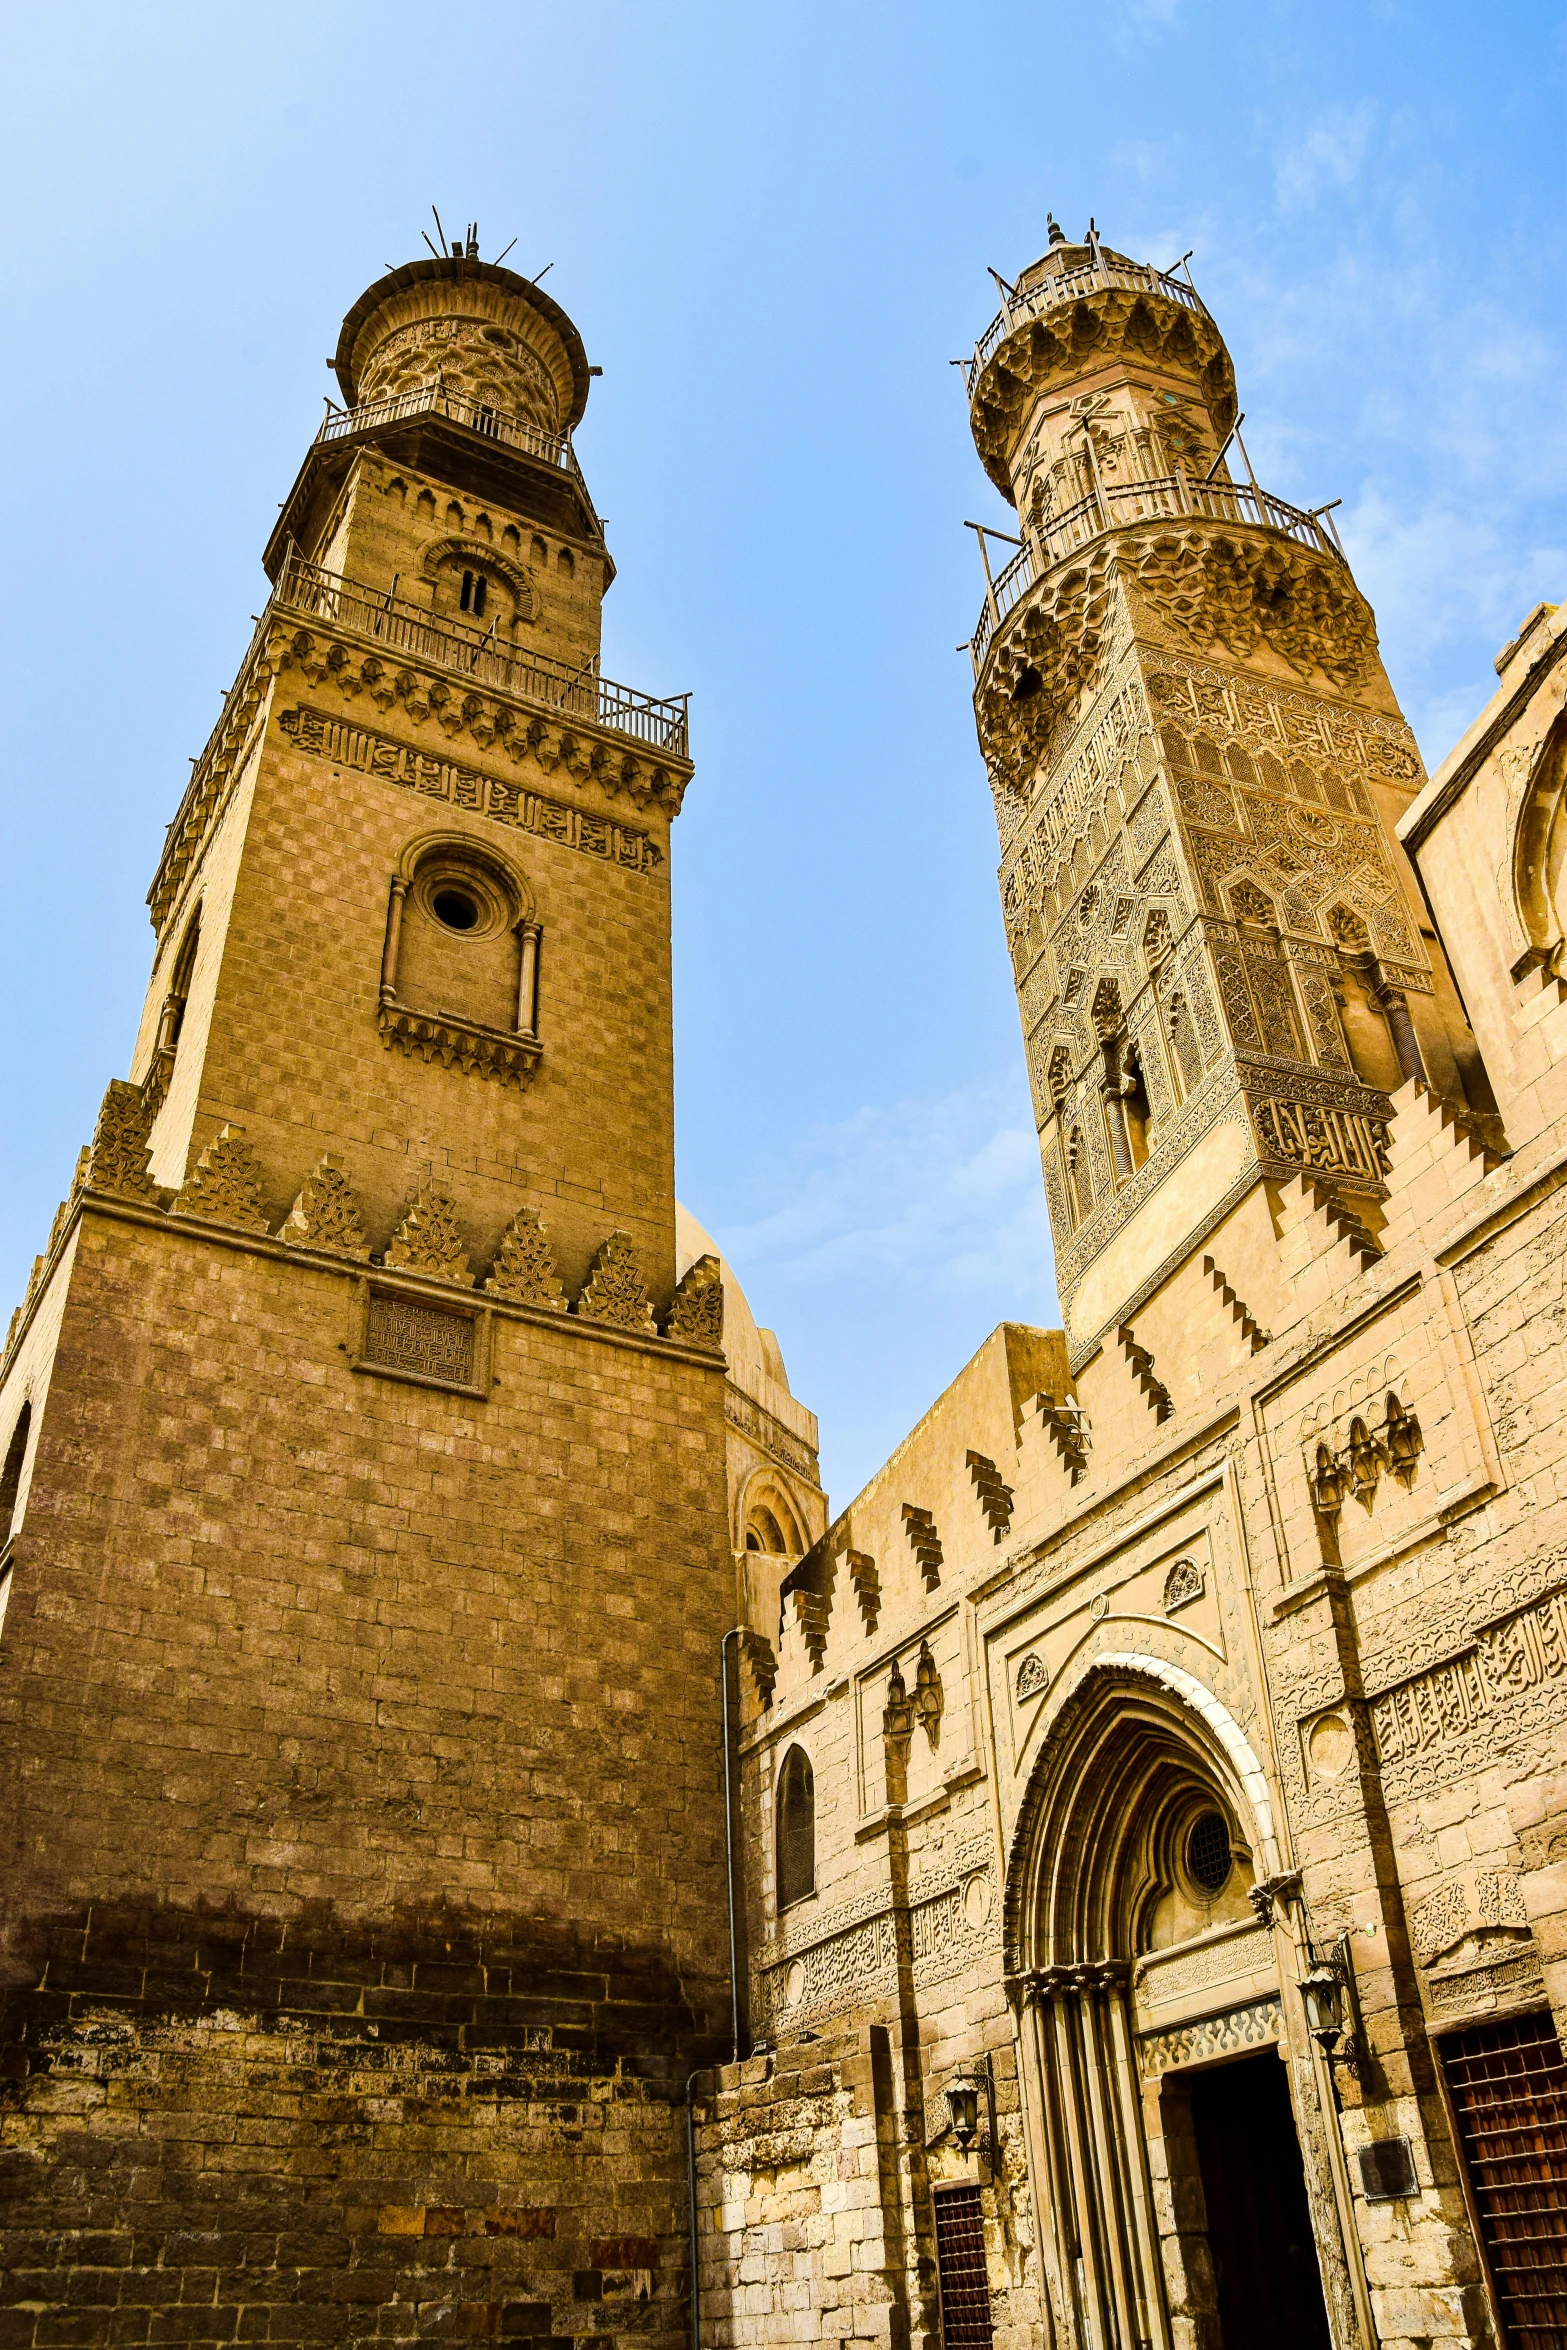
[1188,2052,1332,2350]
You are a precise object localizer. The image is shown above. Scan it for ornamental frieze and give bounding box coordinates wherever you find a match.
[1138,1995,1282,2077]
[755,1836,999,2025]
[1145,653,1421,771]
[1299,1565,1567,1802]
[278,707,662,877]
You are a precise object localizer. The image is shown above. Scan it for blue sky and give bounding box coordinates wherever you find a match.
[2,1,1563,1505]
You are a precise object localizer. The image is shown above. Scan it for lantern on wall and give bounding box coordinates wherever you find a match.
[944,2071,982,2150]
[1297,1933,1365,2079]
[1298,1956,1346,2052]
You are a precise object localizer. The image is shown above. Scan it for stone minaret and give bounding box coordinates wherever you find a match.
[965,222,1496,1399]
[0,245,731,2337]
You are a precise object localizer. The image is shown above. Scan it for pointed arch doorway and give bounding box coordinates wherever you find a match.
[1005,1656,1339,2350]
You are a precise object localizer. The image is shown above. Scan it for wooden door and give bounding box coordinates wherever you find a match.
[1189,2049,1333,2350]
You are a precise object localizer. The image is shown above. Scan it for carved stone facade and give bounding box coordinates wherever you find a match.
[698,232,1567,2350]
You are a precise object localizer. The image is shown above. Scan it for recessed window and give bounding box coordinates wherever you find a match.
[459,569,488,617]
[1187,1809,1233,1896]
[0,1402,32,1543]
[777,1745,815,1909]
[432,888,480,933]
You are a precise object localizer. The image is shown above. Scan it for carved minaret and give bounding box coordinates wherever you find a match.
[0,242,731,2336]
[964,222,1495,1383]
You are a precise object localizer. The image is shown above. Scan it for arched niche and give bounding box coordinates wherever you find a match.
[1513,707,1567,975]
[379,830,542,1079]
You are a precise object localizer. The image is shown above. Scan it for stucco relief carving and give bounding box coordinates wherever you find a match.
[1295,1568,1567,1801]
[1135,1920,1270,2006]
[755,1839,999,2023]
[1137,1995,1282,2076]
[176,1124,268,1232]
[360,1289,479,1388]
[1144,652,1422,781]
[277,704,677,854]
[1409,1870,1543,2018]
[1130,531,1379,692]
[357,311,559,424]
[970,286,1236,495]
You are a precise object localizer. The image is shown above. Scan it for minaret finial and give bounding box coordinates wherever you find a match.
[1046,213,1067,248]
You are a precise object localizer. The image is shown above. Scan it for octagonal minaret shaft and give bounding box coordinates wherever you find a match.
[963,223,1494,1370]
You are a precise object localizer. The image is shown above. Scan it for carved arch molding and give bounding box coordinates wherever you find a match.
[420,535,539,622]
[1002,1655,1357,2350]
[1002,1651,1277,1974]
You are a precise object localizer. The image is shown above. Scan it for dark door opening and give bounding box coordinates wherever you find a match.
[1189,2049,1333,2350]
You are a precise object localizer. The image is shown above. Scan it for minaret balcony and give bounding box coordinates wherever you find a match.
[275,548,690,756]
[316,382,590,501]
[964,250,1207,391]
[970,469,1347,680]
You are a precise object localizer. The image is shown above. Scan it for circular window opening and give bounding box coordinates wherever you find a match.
[432,887,481,932]
[1187,1810,1233,1897]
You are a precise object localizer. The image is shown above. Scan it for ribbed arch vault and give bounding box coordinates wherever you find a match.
[1003,1652,1278,1978]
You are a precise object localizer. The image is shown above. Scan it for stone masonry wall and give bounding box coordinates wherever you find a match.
[0,1203,734,2346]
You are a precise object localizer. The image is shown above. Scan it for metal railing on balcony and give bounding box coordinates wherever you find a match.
[969,470,1347,676]
[315,383,590,497]
[275,549,690,756]
[966,253,1208,390]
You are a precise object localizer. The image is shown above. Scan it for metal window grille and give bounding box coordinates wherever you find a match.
[934,2184,995,2350]
[1442,2010,1567,2347]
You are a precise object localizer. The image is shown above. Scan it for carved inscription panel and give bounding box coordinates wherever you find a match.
[359,1288,479,1390]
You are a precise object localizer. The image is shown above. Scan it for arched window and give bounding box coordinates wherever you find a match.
[156,907,202,1067]
[459,568,488,617]
[1120,1038,1152,1167]
[0,1402,32,1542]
[776,1745,815,1909]
[1065,1125,1093,1227]
[1167,992,1202,1096]
[1515,709,1567,968]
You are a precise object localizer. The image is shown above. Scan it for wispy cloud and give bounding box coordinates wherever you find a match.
[1342,487,1566,757]
[700,1076,1057,1503]
[1275,101,1377,210]
[717,1078,1054,1302]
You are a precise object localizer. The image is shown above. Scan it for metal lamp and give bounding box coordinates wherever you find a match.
[944,2071,982,2150]
[1298,1934,1364,2077]
[1298,1957,1345,2054]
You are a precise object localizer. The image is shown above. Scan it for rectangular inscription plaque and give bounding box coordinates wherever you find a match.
[360,1290,478,1390]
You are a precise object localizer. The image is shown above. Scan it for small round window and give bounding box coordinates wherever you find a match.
[432,887,480,932]
[408,859,512,943]
[1187,1810,1233,1897]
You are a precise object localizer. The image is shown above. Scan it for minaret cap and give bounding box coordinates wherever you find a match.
[333,255,593,436]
